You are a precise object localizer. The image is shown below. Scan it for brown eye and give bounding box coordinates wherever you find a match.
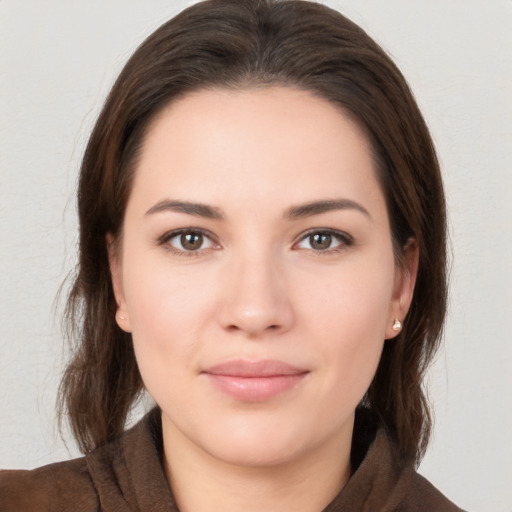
[180,232,204,251]
[165,230,216,253]
[309,233,332,250]
[295,230,353,253]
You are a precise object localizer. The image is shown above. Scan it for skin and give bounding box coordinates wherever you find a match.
[109,87,418,512]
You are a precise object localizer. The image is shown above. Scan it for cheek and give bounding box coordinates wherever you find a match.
[123,266,217,415]
[122,254,218,371]
[303,252,394,332]
[298,254,394,392]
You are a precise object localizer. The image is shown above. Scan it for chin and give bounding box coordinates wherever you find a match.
[205,431,308,468]
[194,408,334,469]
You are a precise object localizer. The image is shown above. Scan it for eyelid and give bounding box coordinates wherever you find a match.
[156,227,353,255]
[293,228,354,252]
[157,228,221,255]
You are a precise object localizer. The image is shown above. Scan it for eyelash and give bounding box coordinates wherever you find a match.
[293,228,354,254]
[157,228,220,257]
[157,228,354,257]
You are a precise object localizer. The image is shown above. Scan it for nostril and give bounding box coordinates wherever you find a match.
[224,322,282,335]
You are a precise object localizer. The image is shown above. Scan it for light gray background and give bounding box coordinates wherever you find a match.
[1,1,511,510]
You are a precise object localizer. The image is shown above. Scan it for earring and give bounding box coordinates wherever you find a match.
[117,312,126,321]
[392,318,402,331]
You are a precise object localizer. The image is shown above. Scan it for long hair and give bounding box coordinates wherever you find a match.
[59,0,447,466]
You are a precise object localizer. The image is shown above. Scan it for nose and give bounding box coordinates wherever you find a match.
[217,251,295,337]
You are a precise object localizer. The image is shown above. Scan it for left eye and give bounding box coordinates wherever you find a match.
[167,231,216,252]
[295,231,351,252]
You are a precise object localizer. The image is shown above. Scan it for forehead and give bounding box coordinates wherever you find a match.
[129,86,385,218]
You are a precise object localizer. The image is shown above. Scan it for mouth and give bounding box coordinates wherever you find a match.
[202,359,309,402]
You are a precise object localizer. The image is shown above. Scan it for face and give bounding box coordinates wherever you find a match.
[110,87,417,468]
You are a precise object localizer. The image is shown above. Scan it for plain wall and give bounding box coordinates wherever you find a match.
[1,1,511,510]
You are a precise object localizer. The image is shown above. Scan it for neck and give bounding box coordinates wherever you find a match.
[161,414,353,512]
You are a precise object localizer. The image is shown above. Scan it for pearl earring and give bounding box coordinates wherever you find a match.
[392,318,402,331]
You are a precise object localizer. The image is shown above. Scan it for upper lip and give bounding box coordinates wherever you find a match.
[203,359,308,377]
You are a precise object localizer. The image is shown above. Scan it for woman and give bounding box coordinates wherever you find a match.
[0,0,465,510]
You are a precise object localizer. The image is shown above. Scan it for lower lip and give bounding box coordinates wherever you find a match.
[204,373,308,402]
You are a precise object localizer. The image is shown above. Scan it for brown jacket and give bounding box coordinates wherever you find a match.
[0,409,464,511]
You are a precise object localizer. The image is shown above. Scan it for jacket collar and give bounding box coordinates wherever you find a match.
[86,407,406,511]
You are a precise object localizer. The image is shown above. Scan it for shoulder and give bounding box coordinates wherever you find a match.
[337,408,467,512]
[0,457,99,512]
[0,408,172,512]
[395,467,466,512]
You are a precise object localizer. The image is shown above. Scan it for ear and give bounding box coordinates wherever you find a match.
[385,238,419,339]
[106,233,132,333]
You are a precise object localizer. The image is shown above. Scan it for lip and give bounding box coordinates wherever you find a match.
[202,360,309,402]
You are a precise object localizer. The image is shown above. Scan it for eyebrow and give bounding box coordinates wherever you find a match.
[145,198,371,221]
[145,200,224,220]
[285,199,371,220]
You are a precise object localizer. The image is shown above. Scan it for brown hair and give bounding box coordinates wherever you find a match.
[59,0,447,466]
